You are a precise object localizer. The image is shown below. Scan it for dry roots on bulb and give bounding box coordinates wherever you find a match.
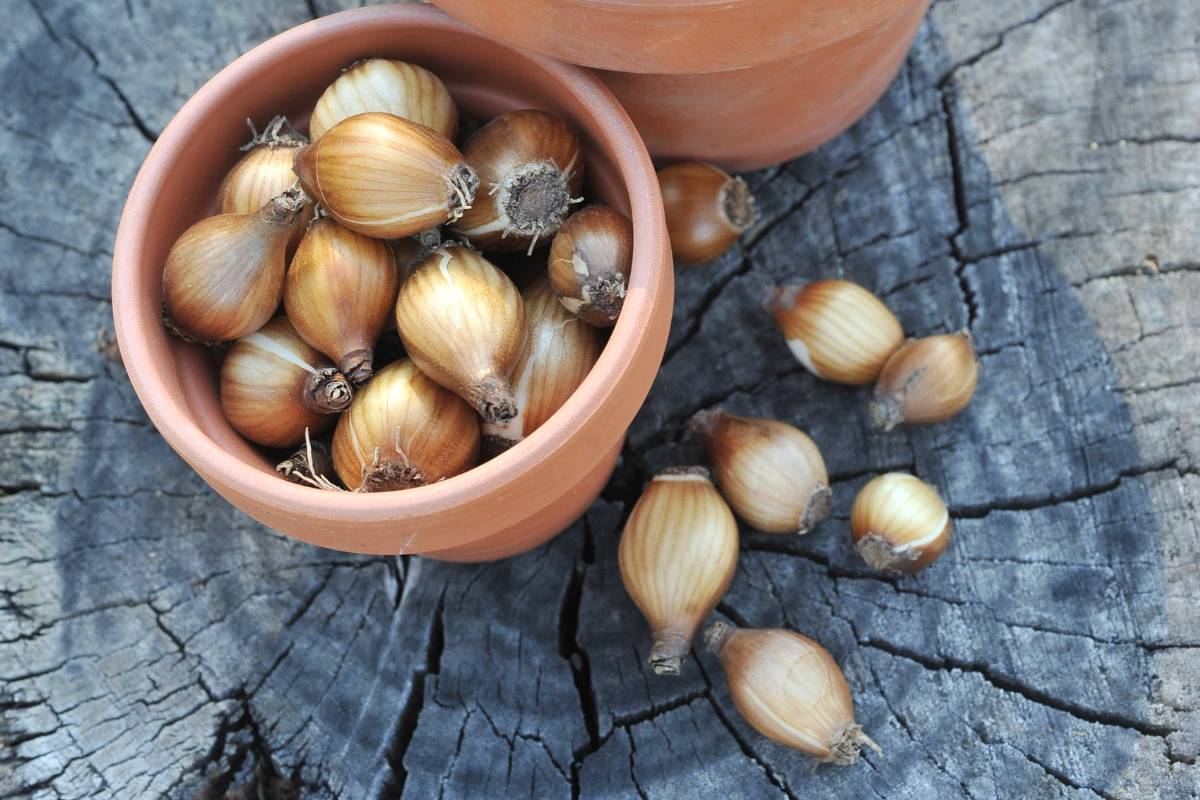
[220,317,352,448]
[850,472,952,574]
[658,162,759,265]
[692,409,831,535]
[292,112,479,240]
[450,109,584,253]
[765,279,904,385]
[619,467,739,675]
[332,359,480,491]
[870,331,979,431]
[309,58,458,141]
[276,435,340,489]
[547,205,633,327]
[394,245,525,424]
[163,188,309,343]
[705,623,880,765]
[481,277,603,455]
[285,217,398,385]
[218,117,311,226]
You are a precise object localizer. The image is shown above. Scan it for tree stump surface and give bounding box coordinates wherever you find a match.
[2,1,1198,798]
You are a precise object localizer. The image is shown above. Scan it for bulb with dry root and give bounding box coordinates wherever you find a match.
[292,112,479,240]
[481,277,603,456]
[548,205,633,327]
[619,467,738,675]
[331,359,480,492]
[219,317,352,448]
[163,188,309,343]
[285,217,399,385]
[705,622,880,765]
[450,109,584,253]
[394,245,525,424]
[765,279,903,385]
[658,162,759,265]
[276,435,339,489]
[309,58,457,140]
[850,472,952,574]
[870,331,979,431]
[217,116,313,244]
[691,409,831,535]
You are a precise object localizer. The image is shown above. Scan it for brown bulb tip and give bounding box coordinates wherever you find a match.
[576,272,626,327]
[481,433,519,460]
[761,284,799,315]
[292,145,319,197]
[473,376,518,424]
[688,408,724,439]
[276,441,337,488]
[360,461,426,492]
[702,622,735,655]
[854,534,919,573]
[305,368,353,414]
[339,349,374,387]
[720,175,760,232]
[446,162,481,223]
[649,629,691,676]
[497,160,572,242]
[826,723,881,766]
[869,392,903,432]
[799,484,833,535]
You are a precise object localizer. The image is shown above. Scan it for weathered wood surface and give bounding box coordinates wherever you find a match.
[2,0,1198,797]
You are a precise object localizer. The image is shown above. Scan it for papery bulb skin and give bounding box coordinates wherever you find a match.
[547,205,633,327]
[705,623,879,765]
[692,409,831,534]
[618,467,739,675]
[480,278,602,455]
[765,280,904,385]
[870,331,979,431]
[394,245,525,424]
[285,217,399,385]
[292,112,479,240]
[220,317,352,448]
[658,162,759,265]
[450,109,584,253]
[163,189,308,343]
[309,58,457,141]
[850,473,952,574]
[331,359,480,492]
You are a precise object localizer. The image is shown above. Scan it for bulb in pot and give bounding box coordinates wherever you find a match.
[309,58,457,141]
[619,467,739,675]
[162,189,308,343]
[481,277,603,456]
[292,112,479,240]
[658,162,759,265]
[870,331,979,431]
[705,622,879,765]
[765,279,903,385]
[331,359,480,491]
[220,317,352,448]
[449,109,584,253]
[217,116,312,239]
[691,410,831,535]
[850,472,952,574]
[285,217,399,385]
[394,244,525,424]
[548,205,633,327]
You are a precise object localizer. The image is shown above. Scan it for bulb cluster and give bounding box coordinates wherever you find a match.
[161,57,625,491]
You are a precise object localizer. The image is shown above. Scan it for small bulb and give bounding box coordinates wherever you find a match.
[705,622,879,765]
[691,410,831,535]
[870,331,979,431]
[658,162,759,265]
[765,279,903,385]
[547,205,633,327]
[218,117,310,222]
[619,467,739,675]
[309,58,457,141]
[850,472,952,574]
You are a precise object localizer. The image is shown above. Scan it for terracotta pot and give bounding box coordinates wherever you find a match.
[111,5,673,562]
[431,0,930,170]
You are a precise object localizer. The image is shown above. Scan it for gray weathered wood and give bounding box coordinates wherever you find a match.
[2,0,1198,797]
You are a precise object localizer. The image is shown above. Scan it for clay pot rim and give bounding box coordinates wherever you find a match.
[111,5,668,524]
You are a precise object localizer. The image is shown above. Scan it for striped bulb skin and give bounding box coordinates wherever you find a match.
[618,468,739,676]
[394,245,525,424]
[850,472,952,574]
[309,58,457,141]
[766,279,903,385]
[481,277,602,454]
[331,359,479,492]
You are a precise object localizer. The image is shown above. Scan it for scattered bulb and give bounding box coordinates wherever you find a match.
[547,205,632,327]
[619,467,739,675]
[292,112,479,239]
[691,409,831,535]
[658,162,759,264]
[850,472,952,574]
[219,317,352,448]
[765,279,903,385]
[309,58,457,141]
[870,331,979,431]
